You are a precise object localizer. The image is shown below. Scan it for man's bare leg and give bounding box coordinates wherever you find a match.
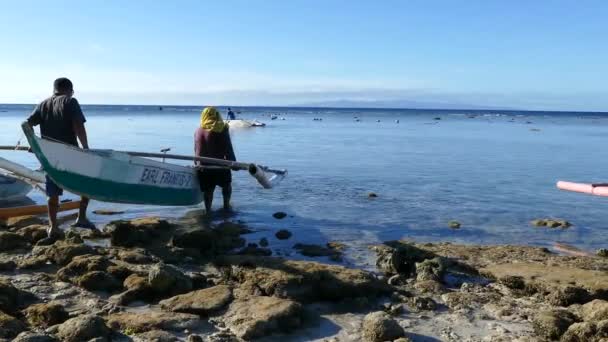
[47,195,60,237]
[73,196,96,229]
[222,185,232,211]
[204,188,214,214]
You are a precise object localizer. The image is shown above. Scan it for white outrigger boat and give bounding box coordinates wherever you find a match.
[225,119,266,128]
[20,122,285,206]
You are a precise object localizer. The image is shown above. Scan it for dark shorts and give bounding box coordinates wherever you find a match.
[198,169,231,192]
[45,176,63,197]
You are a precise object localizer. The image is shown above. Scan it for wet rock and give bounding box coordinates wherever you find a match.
[387,274,407,286]
[105,217,170,248]
[56,254,113,282]
[0,311,26,338]
[171,226,246,256]
[6,216,45,229]
[597,249,608,258]
[0,279,24,313]
[115,249,153,264]
[0,261,16,272]
[76,271,122,292]
[56,314,110,342]
[110,274,153,305]
[596,319,608,337]
[220,256,390,301]
[448,220,461,229]
[107,265,133,281]
[148,263,193,297]
[581,299,608,322]
[34,241,96,265]
[189,273,209,290]
[411,296,437,311]
[499,275,526,290]
[374,242,436,276]
[442,291,478,311]
[63,230,83,244]
[293,243,343,261]
[561,321,597,341]
[413,280,446,294]
[12,332,59,342]
[0,232,28,251]
[17,256,48,270]
[106,311,201,333]
[547,285,590,306]
[275,229,292,240]
[159,285,233,315]
[368,192,378,198]
[259,238,269,247]
[272,212,287,219]
[133,329,178,341]
[415,257,447,282]
[361,311,405,342]
[238,244,272,256]
[186,335,203,342]
[223,296,302,340]
[23,302,68,328]
[15,225,47,243]
[531,218,571,228]
[216,221,253,236]
[531,309,577,340]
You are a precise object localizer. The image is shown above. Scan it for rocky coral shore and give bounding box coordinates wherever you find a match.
[0,211,607,341]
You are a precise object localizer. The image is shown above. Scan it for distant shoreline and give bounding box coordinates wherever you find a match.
[1,103,607,115]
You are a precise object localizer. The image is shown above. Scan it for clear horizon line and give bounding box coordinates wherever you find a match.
[1,102,607,114]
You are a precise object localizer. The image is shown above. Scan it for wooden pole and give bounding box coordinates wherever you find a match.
[115,150,287,175]
[0,146,29,151]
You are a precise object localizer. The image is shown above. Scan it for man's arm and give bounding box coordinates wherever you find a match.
[69,98,89,149]
[26,104,42,127]
[73,120,89,149]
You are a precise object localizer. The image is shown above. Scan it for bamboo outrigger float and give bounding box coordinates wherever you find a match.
[20,122,286,206]
[0,200,81,219]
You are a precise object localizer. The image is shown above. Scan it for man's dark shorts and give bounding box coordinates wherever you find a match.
[45,176,63,197]
[198,169,232,192]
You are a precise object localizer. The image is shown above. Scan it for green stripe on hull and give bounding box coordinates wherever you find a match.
[47,167,201,205]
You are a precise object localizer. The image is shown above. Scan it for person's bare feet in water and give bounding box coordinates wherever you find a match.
[37,226,65,245]
[71,218,97,230]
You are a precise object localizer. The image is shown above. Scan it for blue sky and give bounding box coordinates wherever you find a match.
[1,1,607,110]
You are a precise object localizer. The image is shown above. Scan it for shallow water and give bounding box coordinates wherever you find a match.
[1,104,608,265]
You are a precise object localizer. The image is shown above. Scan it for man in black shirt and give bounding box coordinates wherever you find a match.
[27,78,95,239]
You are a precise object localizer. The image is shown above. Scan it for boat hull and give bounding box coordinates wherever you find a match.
[0,174,32,202]
[23,123,202,206]
[226,119,265,128]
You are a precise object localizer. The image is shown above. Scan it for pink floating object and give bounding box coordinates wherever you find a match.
[557,181,608,197]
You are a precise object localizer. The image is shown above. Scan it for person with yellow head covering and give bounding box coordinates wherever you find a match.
[195,107,237,213]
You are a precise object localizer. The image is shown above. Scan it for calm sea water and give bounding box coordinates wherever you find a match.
[1,104,607,266]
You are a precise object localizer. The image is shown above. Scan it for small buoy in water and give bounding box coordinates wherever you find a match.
[448,220,461,229]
